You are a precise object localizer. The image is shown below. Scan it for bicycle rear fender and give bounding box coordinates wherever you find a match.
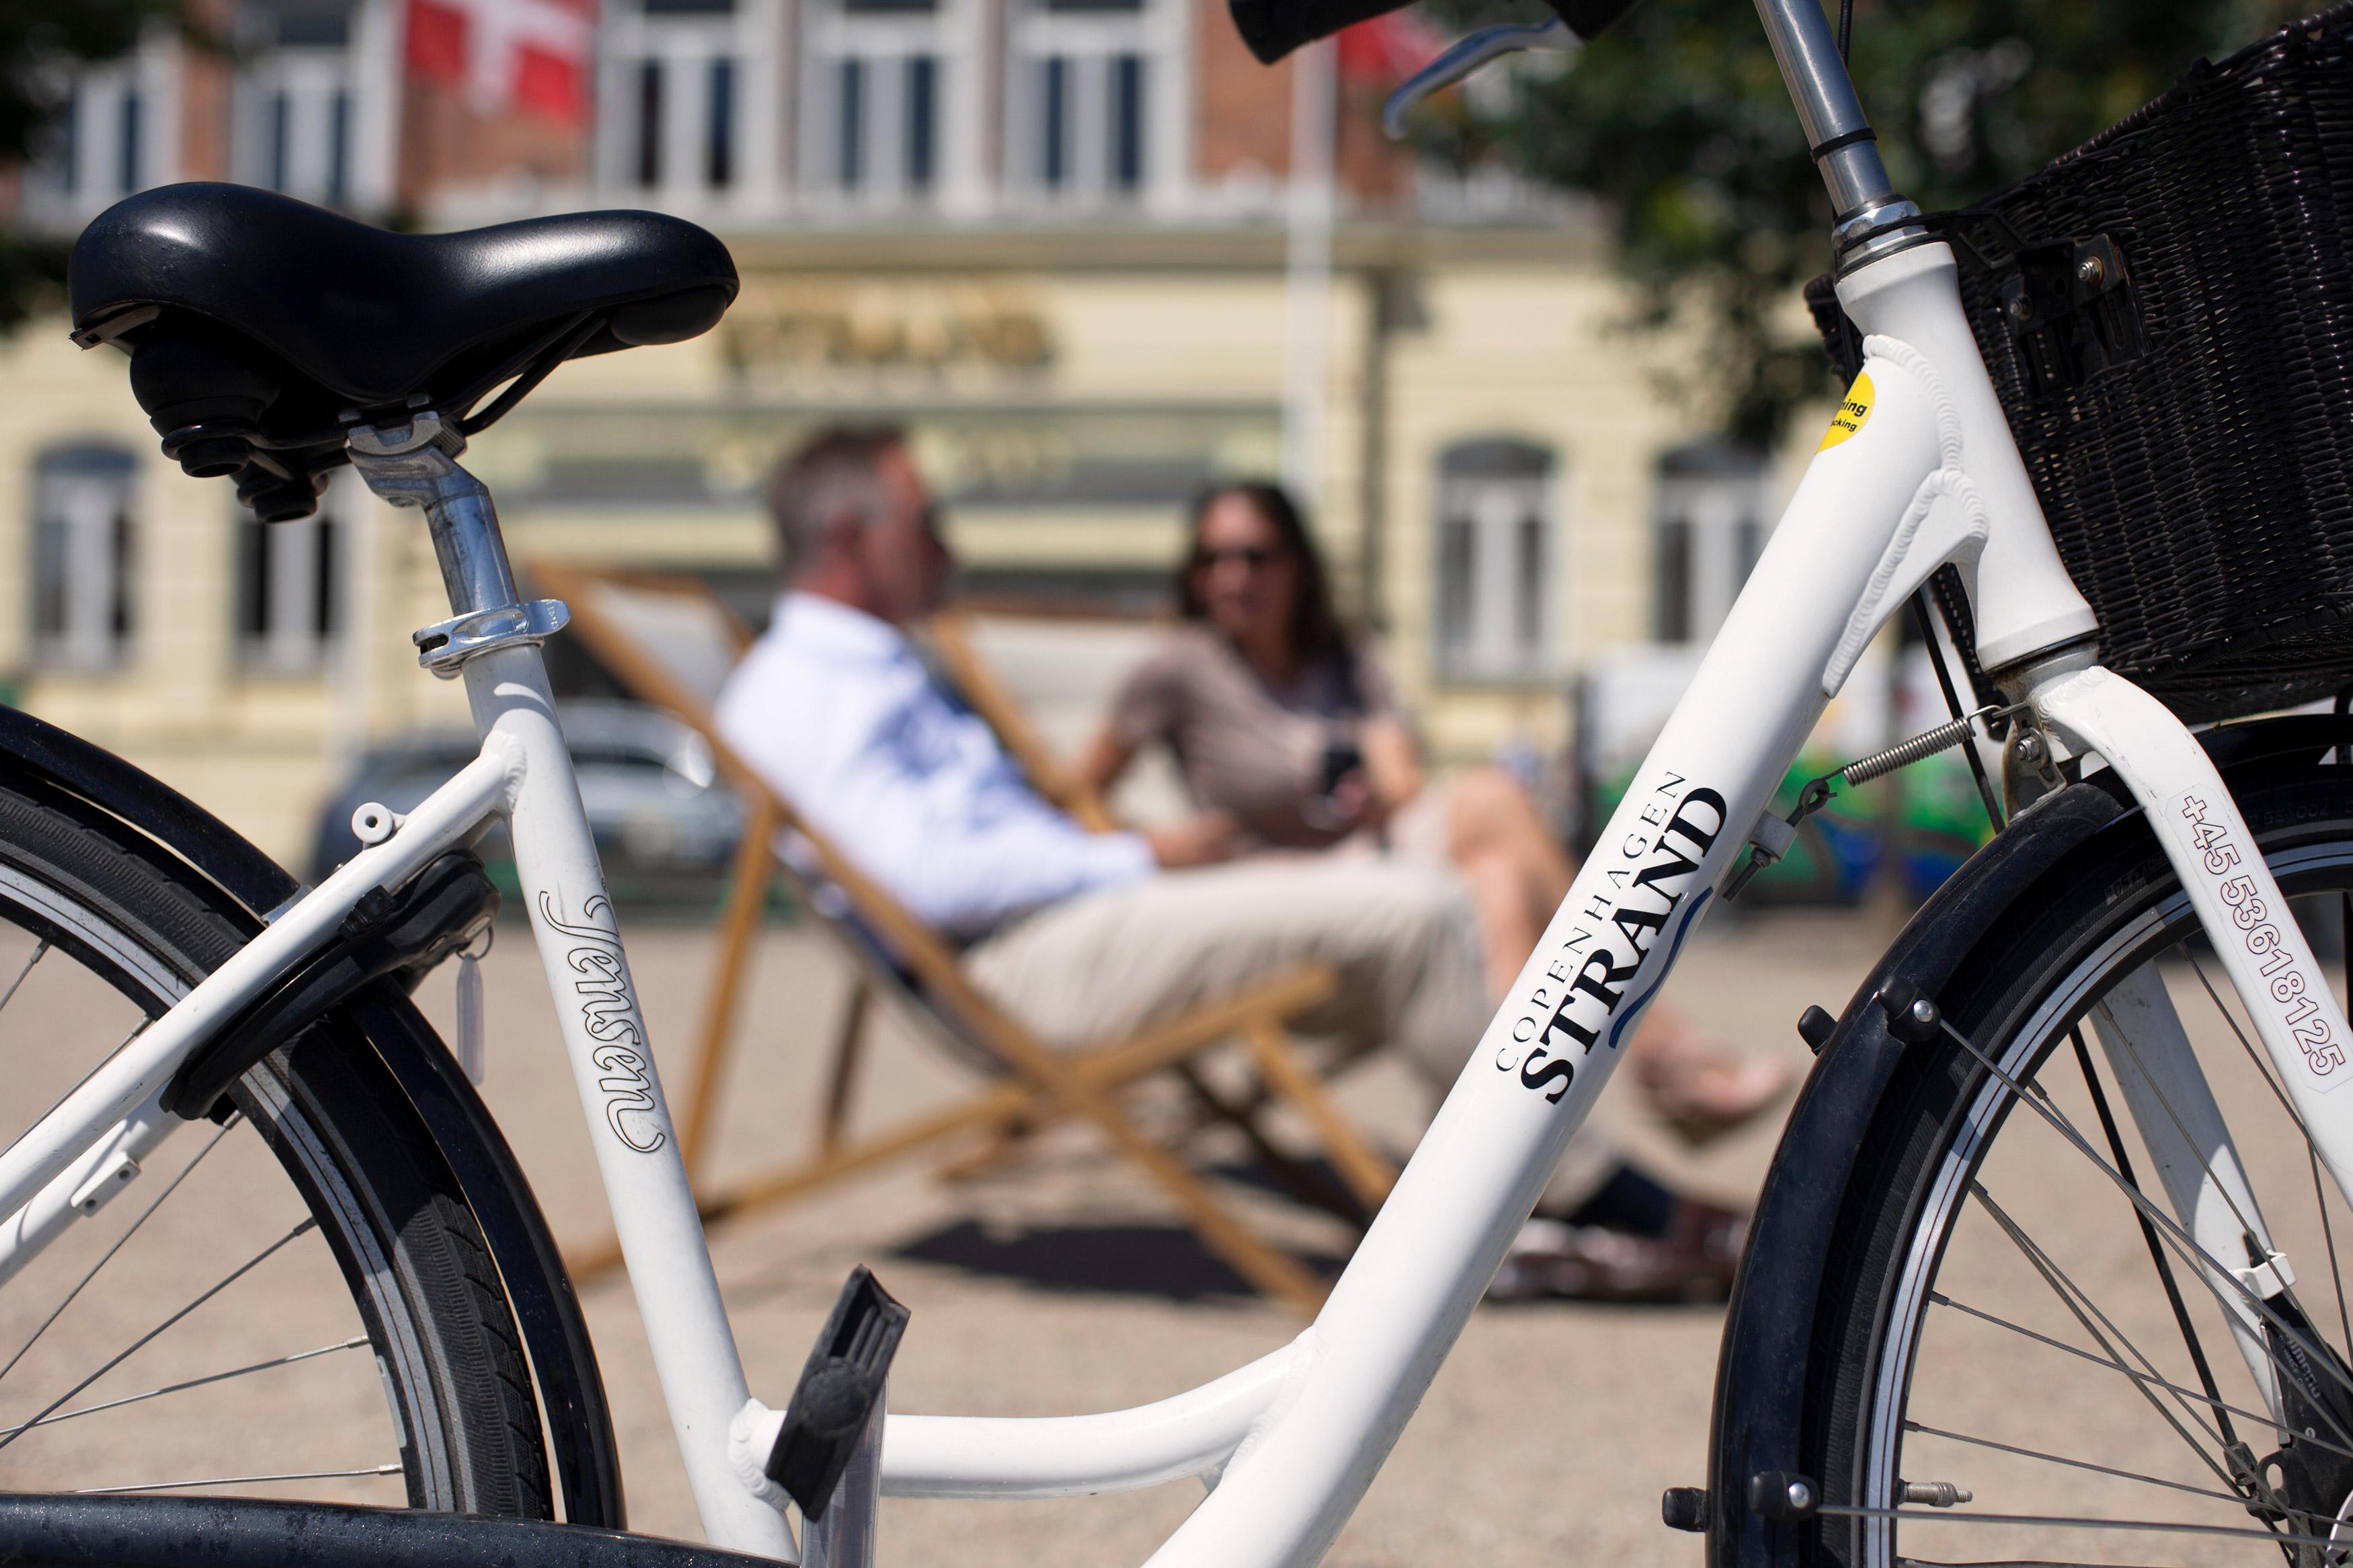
[0,704,626,1531]
[1703,711,2353,1568]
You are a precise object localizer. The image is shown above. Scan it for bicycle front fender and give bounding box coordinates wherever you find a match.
[1702,710,2353,1568]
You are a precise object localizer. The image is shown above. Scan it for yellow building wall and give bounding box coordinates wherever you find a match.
[0,235,1705,862]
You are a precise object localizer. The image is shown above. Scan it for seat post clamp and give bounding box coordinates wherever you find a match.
[412,600,572,678]
[348,412,565,675]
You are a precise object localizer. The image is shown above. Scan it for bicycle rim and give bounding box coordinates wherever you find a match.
[0,778,547,1514]
[1812,766,2353,1568]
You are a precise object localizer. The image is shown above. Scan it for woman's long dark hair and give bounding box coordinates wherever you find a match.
[1177,481,1354,677]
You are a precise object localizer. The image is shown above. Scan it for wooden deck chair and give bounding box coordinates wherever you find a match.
[530,563,1397,1311]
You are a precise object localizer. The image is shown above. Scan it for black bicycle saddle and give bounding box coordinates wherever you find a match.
[67,183,739,520]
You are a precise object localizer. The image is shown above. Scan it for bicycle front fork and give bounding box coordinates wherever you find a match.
[2030,659,2353,1427]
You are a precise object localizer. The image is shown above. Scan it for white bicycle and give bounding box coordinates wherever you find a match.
[9,2,2353,1565]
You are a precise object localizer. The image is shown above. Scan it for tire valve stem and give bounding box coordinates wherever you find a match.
[1901,1481,1973,1508]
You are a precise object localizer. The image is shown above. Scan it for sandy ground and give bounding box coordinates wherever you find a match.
[448,906,1866,1568]
[3,897,2341,1568]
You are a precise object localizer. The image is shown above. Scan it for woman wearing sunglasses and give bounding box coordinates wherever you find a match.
[1080,481,1792,1164]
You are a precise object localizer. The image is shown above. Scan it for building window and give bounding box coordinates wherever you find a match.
[1111,53,1144,190]
[22,42,175,222]
[601,0,764,202]
[117,89,143,192]
[636,58,665,186]
[268,90,291,190]
[705,56,735,185]
[1433,439,1558,684]
[838,58,866,186]
[1008,0,1166,206]
[1040,56,1068,188]
[327,88,350,202]
[803,0,956,208]
[906,55,936,190]
[31,447,138,672]
[235,483,346,673]
[1652,442,1769,645]
[231,10,368,208]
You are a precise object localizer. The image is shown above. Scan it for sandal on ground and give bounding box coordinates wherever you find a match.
[1633,1034,1796,1147]
[1486,1200,1747,1304]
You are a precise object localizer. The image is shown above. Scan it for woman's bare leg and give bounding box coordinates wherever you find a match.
[1440,766,1791,1141]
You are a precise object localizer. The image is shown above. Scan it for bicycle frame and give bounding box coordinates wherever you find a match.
[11,4,2353,1564]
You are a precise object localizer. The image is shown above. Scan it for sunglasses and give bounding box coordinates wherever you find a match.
[1193,545,1287,571]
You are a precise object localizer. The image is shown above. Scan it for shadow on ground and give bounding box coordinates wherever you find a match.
[892,1220,1349,1301]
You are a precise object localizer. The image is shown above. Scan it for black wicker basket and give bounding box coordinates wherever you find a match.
[1810,5,2353,721]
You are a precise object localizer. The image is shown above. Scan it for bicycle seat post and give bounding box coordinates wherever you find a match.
[345,411,571,677]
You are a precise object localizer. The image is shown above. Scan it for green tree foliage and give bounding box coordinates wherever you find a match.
[0,0,189,331]
[1426,0,2311,442]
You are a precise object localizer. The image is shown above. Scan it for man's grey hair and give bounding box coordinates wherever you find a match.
[764,425,908,575]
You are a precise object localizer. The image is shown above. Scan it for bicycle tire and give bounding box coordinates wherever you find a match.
[1726,751,2353,1568]
[0,768,549,1515]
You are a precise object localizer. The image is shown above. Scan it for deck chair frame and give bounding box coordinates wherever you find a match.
[533,563,1396,1311]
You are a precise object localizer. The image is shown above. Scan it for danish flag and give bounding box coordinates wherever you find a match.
[1336,10,1444,83]
[405,0,596,126]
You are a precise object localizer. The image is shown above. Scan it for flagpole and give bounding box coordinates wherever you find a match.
[1281,36,1337,511]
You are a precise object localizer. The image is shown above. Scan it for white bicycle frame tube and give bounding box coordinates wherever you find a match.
[11,233,2353,1568]
[454,641,796,1561]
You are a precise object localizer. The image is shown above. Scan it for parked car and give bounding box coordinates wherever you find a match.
[311,700,748,914]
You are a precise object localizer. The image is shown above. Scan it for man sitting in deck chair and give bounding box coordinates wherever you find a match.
[715,426,1745,1301]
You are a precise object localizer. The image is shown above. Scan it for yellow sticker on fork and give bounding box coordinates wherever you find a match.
[1819,372,1875,450]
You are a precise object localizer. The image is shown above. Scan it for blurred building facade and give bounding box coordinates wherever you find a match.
[0,0,1774,864]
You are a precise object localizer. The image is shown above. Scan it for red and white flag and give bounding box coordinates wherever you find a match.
[405,0,596,126]
[1337,9,1445,83]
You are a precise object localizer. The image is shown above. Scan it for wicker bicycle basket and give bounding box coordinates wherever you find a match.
[1811,5,2353,721]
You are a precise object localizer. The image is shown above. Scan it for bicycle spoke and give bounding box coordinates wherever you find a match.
[2065,1026,2241,1451]
[1936,1014,2353,1419]
[2186,952,2309,1139]
[1901,1419,2251,1508]
[2306,1141,2352,1365]
[0,941,50,1021]
[1929,1292,2353,1466]
[0,1116,237,1385]
[0,1215,317,1456]
[1,1335,369,1438]
[74,1463,401,1496]
[9,1022,147,1163]
[1966,1185,2236,1483]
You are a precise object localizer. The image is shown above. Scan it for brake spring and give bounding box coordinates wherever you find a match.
[1838,706,1997,788]
[1722,704,2007,901]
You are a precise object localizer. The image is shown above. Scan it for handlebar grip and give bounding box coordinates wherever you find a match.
[1230,0,1642,65]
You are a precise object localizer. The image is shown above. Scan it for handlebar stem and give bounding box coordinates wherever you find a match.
[1751,0,1898,220]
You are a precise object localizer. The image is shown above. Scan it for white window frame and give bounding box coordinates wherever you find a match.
[598,1,783,216]
[235,472,354,675]
[232,42,361,206]
[798,0,981,215]
[1004,0,1185,213]
[17,34,180,229]
[1650,442,1771,646]
[30,447,139,674]
[1432,438,1562,686]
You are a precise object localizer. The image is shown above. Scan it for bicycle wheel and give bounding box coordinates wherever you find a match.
[0,772,549,1514]
[1783,755,2353,1568]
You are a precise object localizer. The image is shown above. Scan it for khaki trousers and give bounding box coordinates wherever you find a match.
[963,858,1619,1210]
